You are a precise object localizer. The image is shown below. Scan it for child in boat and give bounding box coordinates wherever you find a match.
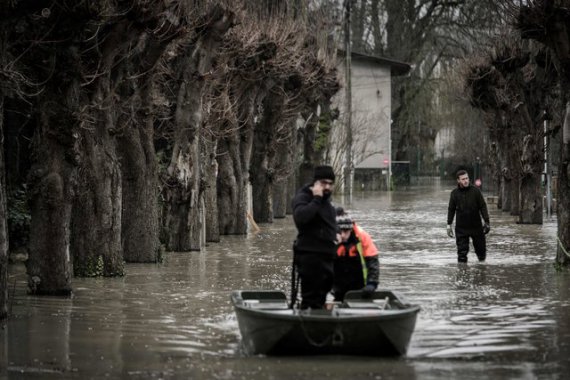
[333,214,379,302]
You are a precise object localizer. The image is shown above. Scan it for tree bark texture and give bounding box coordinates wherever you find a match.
[71,127,123,276]
[71,23,133,276]
[517,1,570,265]
[163,7,233,250]
[119,35,170,262]
[119,117,159,262]
[203,134,220,242]
[251,94,286,223]
[272,132,295,219]
[215,83,263,235]
[519,134,543,224]
[0,89,8,318]
[27,101,75,295]
[217,136,243,235]
[557,101,570,266]
[297,111,319,190]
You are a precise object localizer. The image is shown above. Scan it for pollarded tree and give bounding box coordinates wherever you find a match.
[462,33,558,224]
[516,0,570,266]
[158,4,235,251]
[0,25,7,318]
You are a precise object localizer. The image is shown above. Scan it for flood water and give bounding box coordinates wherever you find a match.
[2,183,569,379]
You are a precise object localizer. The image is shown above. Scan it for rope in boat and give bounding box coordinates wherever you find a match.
[299,314,344,347]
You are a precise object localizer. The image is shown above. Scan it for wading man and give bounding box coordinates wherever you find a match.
[447,169,490,263]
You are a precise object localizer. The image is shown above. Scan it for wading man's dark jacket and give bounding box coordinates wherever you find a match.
[447,184,490,234]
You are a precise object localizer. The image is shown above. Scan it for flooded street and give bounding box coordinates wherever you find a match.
[2,183,569,379]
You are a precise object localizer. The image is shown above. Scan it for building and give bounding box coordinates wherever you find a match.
[332,51,411,191]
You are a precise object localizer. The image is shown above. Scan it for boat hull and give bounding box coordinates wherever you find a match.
[232,289,420,356]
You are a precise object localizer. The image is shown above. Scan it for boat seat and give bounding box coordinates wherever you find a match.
[344,299,391,310]
[243,300,290,310]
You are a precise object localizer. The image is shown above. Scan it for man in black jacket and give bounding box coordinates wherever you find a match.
[447,169,491,263]
[292,165,337,309]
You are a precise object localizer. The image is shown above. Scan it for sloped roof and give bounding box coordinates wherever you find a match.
[339,50,411,76]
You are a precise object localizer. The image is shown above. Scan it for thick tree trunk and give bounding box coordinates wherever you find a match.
[272,136,296,218]
[119,30,180,261]
[119,52,163,262]
[217,124,253,235]
[163,7,233,249]
[557,101,570,266]
[217,137,242,234]
[203,135,220,242]
[298,111,319,189]
[506,141,521,216]
[0,92,7,319]
[251,95,284,223]
[272,120,296,219]
[119,119,160,262]
[163,70,205,251]
[71,53,125,276]
[71,129,123,276]
[518,133,543,224]
[27,101,75,295]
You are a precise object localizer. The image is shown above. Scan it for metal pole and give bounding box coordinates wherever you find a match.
[544,118,552,218]
[344,0,353,200]
[388,135,392,191]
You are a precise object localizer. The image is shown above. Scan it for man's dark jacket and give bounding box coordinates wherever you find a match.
[292,184,337,253]
[447,184,490,234]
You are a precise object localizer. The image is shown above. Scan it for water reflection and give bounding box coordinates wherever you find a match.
[2,184,569,379]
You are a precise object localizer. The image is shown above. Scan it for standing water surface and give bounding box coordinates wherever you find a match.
[1,184,569,379]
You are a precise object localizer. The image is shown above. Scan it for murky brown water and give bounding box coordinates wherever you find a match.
[2,183,570,379]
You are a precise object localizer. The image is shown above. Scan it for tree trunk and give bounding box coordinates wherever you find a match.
[203,135,220,243]
[27,100,75,295]
[163,7,233,249]
[71,31,127,276]
[272,119,296,219]
[119,51,163,262]
[506,141,521,216]
[217,124,254,235]
[0,88,7,319]
[163,105,203,251]
[557,101,570,266]
[252,95,285,223]
[518,134,543,224]
[71,127,123,276]
[119,118,160,262]
[298,111,319,189]
[216,88,255,235]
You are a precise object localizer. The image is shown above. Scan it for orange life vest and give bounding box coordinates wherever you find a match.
[336,224,378,284]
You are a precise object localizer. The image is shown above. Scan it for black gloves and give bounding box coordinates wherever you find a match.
[362,283,376,298]
[483,223,490,234]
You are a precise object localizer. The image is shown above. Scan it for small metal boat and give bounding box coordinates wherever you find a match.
[231,289,420,356]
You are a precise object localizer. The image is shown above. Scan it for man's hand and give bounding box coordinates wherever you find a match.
[311,181,324,197]
[447,224,454,238]
[483,223,490,235]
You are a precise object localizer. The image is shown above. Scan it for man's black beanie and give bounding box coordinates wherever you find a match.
[313,165,335,182]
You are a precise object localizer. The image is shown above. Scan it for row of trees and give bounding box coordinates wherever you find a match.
[0,0,340,318]
[459,0,570,267]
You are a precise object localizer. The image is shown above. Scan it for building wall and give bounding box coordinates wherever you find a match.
[332,58,392,171]
[352,60,392,169]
